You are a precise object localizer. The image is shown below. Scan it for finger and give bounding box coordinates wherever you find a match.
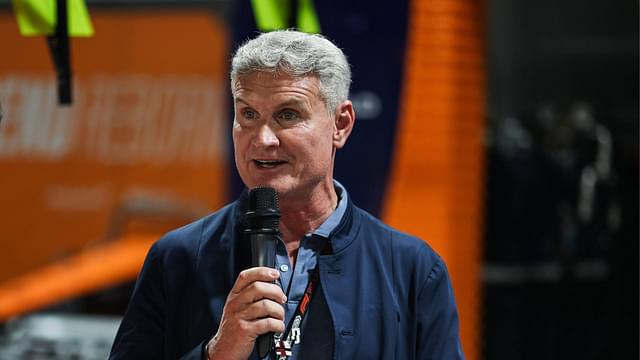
[235,281,286,305]
[231,267,280,295]
[243,298,286,321]
[249,317,286,337]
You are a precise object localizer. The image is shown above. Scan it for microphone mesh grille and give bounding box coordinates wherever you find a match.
[247,187,280,232]
[250,187,279,211]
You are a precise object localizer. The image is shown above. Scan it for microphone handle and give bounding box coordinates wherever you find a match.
[251,233,277,358]
[251,233,276,268]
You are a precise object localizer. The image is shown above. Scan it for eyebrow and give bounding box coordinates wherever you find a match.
[277,99,309,109]
[235,97,310,111]
[235,97,252,107]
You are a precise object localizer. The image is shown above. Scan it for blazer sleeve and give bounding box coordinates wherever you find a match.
[179,341,207,360]
[110,243,166,359]
[416,257,466,360]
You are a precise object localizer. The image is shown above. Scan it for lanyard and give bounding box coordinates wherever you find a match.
[272,266,320,360]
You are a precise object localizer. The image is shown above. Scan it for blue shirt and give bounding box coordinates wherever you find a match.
[274,181,347,359]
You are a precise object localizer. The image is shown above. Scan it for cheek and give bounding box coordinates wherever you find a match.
[298,138,334,169]
[232,132,248,170]
[232,129,247,153]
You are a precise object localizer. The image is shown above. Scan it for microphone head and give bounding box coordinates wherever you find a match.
[245,186,281,234]
[249,186,278,212]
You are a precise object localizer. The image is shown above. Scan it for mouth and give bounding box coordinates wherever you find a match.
[253,159,287,169]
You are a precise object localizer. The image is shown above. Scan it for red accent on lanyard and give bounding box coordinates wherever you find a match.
[289,266,319,326]
[299,276,316,314]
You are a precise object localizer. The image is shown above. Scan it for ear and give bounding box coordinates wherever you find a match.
[333,100,355,149]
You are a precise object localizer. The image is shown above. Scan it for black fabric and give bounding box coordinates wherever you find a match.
[298,280,334,360]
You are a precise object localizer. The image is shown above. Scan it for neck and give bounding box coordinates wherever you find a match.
[278,181,337,256]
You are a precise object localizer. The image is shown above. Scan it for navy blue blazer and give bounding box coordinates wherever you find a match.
[110,192,465,359]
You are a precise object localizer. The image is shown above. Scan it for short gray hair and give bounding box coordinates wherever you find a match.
[230,30,351,114]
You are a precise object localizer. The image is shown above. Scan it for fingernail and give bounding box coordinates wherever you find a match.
[270,270,279,277]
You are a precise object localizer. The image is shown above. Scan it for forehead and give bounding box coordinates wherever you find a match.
[233,71,322,102]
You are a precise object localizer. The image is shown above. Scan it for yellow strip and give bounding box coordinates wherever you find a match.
[297,0,320,33]
[251,0,320,33]
[251,0,288,31]
[12,0,94,37]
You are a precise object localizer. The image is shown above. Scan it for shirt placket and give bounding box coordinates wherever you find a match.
[274,234,325,358]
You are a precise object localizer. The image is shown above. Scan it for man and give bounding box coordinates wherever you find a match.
[110,30,464,359]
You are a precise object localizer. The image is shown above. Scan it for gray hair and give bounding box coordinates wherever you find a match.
[230,30,351,114]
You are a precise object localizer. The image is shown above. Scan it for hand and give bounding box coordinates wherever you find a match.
[206,267,287,360]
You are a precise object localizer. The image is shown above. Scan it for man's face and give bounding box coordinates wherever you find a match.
[232,71,338,201]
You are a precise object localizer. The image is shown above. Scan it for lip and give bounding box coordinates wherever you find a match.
[252,159,287,170]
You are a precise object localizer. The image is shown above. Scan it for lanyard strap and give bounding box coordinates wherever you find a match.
[273,266,320,359]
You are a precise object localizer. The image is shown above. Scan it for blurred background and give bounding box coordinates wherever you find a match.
[0,0,637,359]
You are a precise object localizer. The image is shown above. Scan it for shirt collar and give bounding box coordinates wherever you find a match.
[310,180,348,239]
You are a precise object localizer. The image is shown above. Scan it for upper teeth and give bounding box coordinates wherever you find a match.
[256,160,281,167]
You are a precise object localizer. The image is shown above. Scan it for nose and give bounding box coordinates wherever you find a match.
[252,123,280,148]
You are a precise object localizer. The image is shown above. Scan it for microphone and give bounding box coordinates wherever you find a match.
[244,187,281,358]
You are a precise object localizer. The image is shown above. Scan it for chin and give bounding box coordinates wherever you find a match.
[262,183,300,200]
[244,177,290,193]
[263,183,293,195]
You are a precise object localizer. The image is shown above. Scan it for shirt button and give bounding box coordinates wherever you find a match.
[279,264,289,272]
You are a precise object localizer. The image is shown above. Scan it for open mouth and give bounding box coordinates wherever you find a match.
[253,159,286,168]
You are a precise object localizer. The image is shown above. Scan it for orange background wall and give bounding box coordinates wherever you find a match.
[0,10,230,281]
[384,1,486,359]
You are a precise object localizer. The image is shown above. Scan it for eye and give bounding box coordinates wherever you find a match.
[242,109,257,119]
[277,110,299,122]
